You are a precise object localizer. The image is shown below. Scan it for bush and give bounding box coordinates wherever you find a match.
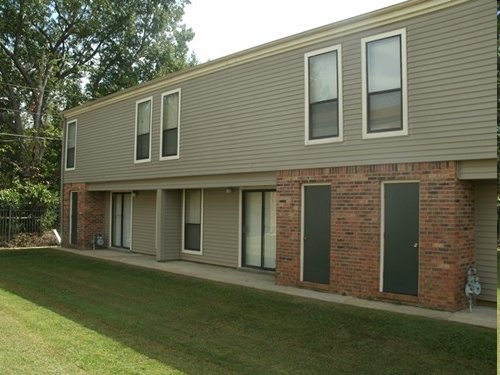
[0,179,59,208]
[0,180,60,247]
[40,207,59,232]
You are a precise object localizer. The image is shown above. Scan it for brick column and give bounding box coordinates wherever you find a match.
[275,170,302,287]
[418,174,475,309]
[62,183,105,249]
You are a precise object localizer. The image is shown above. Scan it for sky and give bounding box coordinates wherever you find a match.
[183,0,406,63]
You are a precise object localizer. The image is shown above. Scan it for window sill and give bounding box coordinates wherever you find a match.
[362,129,408,140]
[182,249,203,256]
[305,136,343,145]
[160,155,180,161]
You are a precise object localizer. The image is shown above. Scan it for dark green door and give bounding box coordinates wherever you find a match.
[303,185,331,284]
[70,192,78,245]
[383,183,419,295]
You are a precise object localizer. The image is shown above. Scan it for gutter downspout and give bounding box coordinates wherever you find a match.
[59,113,65,247]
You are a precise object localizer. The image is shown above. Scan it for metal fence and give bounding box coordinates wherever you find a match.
[0,205,60,247]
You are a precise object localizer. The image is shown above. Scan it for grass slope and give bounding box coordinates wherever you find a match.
[497,251,499,373]
[0,248,495,375]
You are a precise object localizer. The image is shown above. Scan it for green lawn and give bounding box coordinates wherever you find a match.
[0,248,495,375]
[497,251,499,373]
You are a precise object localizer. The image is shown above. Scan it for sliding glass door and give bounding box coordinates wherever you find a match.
[112,193,132,249]
[243,191,276,270]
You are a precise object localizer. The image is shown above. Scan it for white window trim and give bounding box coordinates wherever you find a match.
[159,88,181,161]
[64,119,77,171]
[182,188,204,255]
[134,96,153,163]
[304,45,343,145]
[361,28,408,140]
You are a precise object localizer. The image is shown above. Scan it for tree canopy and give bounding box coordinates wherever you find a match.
[0,0,196,198]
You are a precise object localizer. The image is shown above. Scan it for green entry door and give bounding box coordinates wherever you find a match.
[383,182,419,296]
[303,185,331,284]
[70,192,78,245]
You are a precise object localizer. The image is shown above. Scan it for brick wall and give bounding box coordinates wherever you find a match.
[62,183,105,249]
[275,161,475,311]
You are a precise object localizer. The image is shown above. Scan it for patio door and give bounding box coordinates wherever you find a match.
[112,193,132,249]
[242,191,276,270]
[382,182,419,295]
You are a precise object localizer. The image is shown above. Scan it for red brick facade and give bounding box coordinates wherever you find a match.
[275,161,475,311]
[62,183,105,249]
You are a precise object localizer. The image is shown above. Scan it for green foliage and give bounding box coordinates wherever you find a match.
[0,179,59,208]
[0,187,21,207]
[39,206,58,231]
[0,0,196,190]
[84,0,197,99]
[0,181,59,242]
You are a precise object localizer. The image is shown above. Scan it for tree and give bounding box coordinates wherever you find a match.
[0,0,196,189]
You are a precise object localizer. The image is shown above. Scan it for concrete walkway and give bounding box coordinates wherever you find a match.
[59,248,496,330]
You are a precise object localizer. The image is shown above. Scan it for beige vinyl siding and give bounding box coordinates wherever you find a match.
[179,55,303,173]
[87,172,276,191]
[63,0,495,185]
[475,181,497,303]
[181,188,239,267]
[457,159,497,180]
[132,190,156,255]
[164,189,182,261]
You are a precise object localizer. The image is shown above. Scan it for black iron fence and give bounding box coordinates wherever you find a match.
[0,205,60,247]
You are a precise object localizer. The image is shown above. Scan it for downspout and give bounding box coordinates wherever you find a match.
[59,113,66,247]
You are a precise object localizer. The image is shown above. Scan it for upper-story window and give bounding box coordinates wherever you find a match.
[65,120,77,170]
[160,89,181,160]
[362,29,407,139]
[305,45,343,144]
[135,97,152,162]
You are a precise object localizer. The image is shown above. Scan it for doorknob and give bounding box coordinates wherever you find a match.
[413,243,419,248]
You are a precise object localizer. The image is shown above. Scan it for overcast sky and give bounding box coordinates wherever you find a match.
[183,0,406,62]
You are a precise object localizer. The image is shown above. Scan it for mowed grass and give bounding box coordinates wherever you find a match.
[0,249,495,375]
[497,251,500,372]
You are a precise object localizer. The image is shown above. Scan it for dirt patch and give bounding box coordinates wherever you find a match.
[1,231,60,248]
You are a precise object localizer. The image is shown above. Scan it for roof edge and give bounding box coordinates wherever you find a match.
[62,0,468,118]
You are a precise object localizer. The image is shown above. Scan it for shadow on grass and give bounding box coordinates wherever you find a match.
[0,248,496,375]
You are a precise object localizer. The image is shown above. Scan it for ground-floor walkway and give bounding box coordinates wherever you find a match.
[59,248,496,330]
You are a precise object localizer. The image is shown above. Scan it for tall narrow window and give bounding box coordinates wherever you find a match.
[111,193,132,249]
[135,98,152,162]
[184,189,202,253]
[242,190,276,270]
[305,45,342,144]
[362,29,407,138]
[161,89,180,159]
[65,120,77,169]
